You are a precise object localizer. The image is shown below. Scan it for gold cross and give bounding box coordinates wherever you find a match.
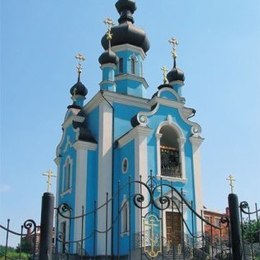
[169,37,178,59]
[42,170,56,192]
[161,66,168,84]
[75,53,85,74]
[104,18,114,31]
[226,174,235,193]
[104,18,114,41]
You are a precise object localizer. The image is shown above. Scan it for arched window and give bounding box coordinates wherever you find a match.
[119,58,123,74]
[131,56,136,74]
[159,126,182,178]
[121,200,129,234]
[63,158,72,192]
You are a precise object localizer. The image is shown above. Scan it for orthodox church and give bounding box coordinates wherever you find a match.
[55,0,204,258]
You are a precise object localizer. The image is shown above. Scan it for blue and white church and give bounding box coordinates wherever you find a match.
[55,0,204,258]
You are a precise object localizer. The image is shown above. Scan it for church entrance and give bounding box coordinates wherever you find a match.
[166,212,182,246]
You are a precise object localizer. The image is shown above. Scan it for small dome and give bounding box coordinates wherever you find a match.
[167,67,185,83]
[99,49,119,65]
[115,0,137,24]
[70,80,88,97]
[101,23,150,53]
[101,0,150,53]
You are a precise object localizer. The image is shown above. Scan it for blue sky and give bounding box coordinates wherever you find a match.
[1,0,260,246]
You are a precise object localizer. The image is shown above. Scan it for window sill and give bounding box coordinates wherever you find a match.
[156,175,187,184]
[60,188,72,197]
[120,231,129,237]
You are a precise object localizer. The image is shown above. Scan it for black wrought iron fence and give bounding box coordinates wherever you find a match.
[54,174,232,259]
[0,219,38,260]
[240,201,260,259]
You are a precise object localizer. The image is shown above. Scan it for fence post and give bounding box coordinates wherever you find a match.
[228,193,242,260]
[39,192,54,260]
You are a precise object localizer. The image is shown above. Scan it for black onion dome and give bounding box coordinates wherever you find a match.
[101,0,150,53]
[167,67,185,83]
[115,0,137,24]
[70,79,88,97]
[99,49,119,65]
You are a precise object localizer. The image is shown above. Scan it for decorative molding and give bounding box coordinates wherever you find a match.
[73,140,97,151]
[156,118,186,179]
[83,91,149,115]
[112,44,146,59]
[157,175,187,184]
[100,63,117,70]
[136,103,160,127]
[115,73,149,89]
[117,126,152,148]
[157,87,181,102]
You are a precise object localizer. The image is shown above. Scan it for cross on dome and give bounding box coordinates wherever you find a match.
[104,18,114,44]
[161,66,168,84]
[169,37,178,68]
[226,174,235,194]
[42,169,56,193]
[75,53,85,78]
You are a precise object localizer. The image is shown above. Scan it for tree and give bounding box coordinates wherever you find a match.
[242,219,260,243]
[16,239,33,254]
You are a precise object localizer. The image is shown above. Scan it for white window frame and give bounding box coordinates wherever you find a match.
[62,157,72,194]
[156,119,186,182]
[121,198,129,236]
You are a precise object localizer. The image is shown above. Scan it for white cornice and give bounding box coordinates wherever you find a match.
[117,126,152,148]
[189,136,204,149]
[99,80,116,87]
[83,91,150,114]
[149,96,202,133]
[156,175,187,184]
[112,44,146,59]
[115,74,149,89]
[100,64,117,70]
[73,140,97,151]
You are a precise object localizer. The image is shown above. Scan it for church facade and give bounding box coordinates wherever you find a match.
[55,0,204,257]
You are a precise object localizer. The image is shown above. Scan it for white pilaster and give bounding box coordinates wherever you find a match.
[189,136,204,233]
[97,101,113,255]
[134,126,152,235]
[73,141,97,253]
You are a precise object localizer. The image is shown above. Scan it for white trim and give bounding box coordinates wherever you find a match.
[133,126,151,235]
[156,118,187,181]
[61,156,73,194]
[148,96,201,134]
[157,87,181,102]
[97,101,113,255]
[73,140,92,252]
[189,136,204,234]
[117,126,151,148]
[100,63,117,70]
[115,73,149,89]
[120,197,129,236]
[83,91,149,115]
[73,140,97,151]
[112,44,146,59]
